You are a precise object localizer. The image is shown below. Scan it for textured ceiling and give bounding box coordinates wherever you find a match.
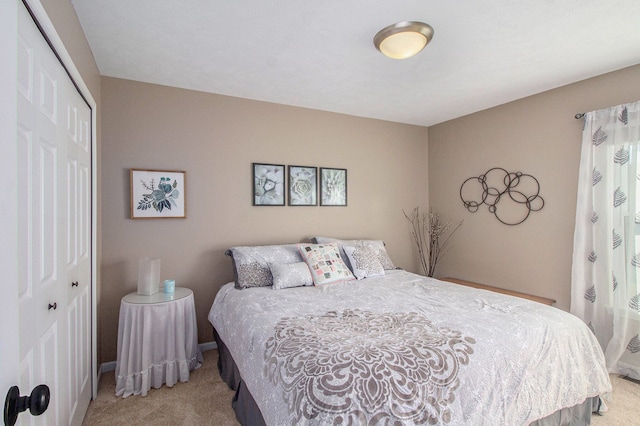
[71,0,640,126]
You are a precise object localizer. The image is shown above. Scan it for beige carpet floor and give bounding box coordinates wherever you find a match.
[83,349,238,425]
[83,349,639,425]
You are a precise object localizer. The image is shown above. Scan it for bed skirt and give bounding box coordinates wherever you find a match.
[214,328,267,426]
[213,327,599,426]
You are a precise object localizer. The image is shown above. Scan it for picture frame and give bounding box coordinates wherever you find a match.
[288,165,317,206]
[130,169,186,219]
[320,167,347,206]
[253,163,285,206]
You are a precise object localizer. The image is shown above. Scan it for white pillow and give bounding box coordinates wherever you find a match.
[343,245,385,280]
[311,237,395,270]
[269,262,313,290]
[225,244,302,289]
[298,243,355,286]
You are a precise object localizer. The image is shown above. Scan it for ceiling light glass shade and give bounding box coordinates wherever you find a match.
[373,21,434,59]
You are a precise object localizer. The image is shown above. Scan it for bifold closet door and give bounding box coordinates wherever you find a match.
[16,1,92,424]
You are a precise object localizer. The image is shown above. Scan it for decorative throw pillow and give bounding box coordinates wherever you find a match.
[343,245,385,280]
[298,243,355,286]
[269,262,313,290]
[226,244,302,289]
[311,237,395,270]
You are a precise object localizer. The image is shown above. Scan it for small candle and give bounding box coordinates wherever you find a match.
[163,279,175,293]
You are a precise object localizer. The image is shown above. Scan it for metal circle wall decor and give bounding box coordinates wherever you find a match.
[459,167,544,225]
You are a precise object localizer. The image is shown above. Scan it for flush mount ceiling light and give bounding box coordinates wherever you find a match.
[373,21,434,59]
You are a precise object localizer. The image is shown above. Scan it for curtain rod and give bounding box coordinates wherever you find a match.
[575,113,585,119]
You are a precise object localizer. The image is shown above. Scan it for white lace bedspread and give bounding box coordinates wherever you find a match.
[208,270,611,425]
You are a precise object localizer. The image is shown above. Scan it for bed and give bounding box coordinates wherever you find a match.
[208,239,611,425]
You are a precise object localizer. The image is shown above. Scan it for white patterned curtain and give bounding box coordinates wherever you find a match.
[571,100,640,380]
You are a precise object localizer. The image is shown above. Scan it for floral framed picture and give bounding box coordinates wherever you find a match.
[288,165,317,206]
[253,163,285,206]
[320,167,347,206]
[130,169,186,219]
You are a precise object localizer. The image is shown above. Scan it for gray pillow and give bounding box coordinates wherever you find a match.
[311,237,395,270]
[225,244,302,289]
[343,245,385,280]
[269,262,313,289]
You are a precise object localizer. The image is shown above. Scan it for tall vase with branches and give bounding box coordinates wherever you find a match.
[404,207,463,277]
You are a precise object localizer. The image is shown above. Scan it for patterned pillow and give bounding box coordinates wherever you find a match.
[298,243,355,286]
[343,245,385,280]
[269,262,313,290]
[226,244,302,289]
[311,237,395,270]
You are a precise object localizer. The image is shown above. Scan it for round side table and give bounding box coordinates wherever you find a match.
[115,287,203,397]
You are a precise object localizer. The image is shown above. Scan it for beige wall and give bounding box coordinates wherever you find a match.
[100,77,429,362]
[428,64,640,311]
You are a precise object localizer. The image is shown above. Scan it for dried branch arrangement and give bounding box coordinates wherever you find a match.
[404,207,463,277]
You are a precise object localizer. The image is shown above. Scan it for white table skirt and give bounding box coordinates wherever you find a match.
[115,288,203,397]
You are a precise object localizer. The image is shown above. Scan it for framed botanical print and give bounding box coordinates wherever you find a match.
[320,167,347,206]
[253,163,285,206]
[130,169,186,219]
[288,165,317,206]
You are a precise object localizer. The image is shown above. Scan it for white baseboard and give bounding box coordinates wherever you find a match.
[199,340,218,352]
[98,341,218,375]
[100,360,117,373]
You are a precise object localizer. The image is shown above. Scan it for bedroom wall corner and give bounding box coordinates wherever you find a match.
[427,64,640,311]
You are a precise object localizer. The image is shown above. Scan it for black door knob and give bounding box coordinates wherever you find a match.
[48,302,57,310]
[3,384,50,426]
[71,281,79,287]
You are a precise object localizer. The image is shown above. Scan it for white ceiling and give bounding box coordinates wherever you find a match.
[71,0,640,127]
